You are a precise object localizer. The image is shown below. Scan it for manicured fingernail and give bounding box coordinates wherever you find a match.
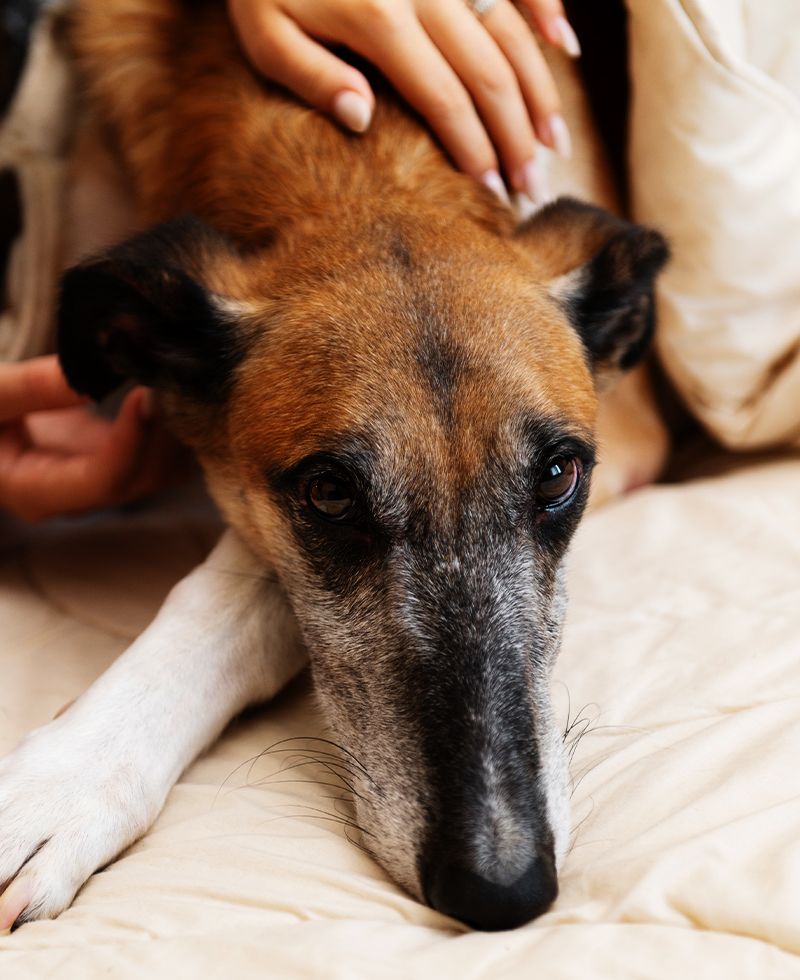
[552,16,581,57]
[0,877,32,931]
[332,90,372,133]
[513,192,541,221]
[480,169,511,205]
[547,113,572,159]
[520,159,550,204]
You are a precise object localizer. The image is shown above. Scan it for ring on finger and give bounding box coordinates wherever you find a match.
[464,0,501,16]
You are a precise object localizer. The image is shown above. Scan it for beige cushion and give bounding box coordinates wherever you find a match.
[627,0,800,449]
[2,451,799,975]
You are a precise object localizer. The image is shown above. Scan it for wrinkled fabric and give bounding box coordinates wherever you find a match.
[1,451,799,977]
[627,0,800,449]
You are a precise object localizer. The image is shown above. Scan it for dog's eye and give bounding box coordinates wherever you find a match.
[307,474,356,521]
[536,456,580,509]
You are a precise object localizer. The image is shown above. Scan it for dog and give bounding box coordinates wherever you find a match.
[0,0,668,931]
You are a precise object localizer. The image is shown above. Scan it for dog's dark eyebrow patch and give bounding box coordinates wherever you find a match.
[388,233,413,270]
[267,434,381,492]
[414,324,468,428]
[516,412,596,466]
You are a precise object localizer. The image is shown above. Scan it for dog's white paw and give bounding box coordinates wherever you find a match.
[0,719,159,927]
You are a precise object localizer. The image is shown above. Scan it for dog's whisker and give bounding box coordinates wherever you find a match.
[274,752,359,776]
[260,801,375,838]
[217,741,362,809]
[277,736,373,778]
[260,754,370,803]
[271,750,363,781]
[256,735,375,785]
[343,824,373,856]
[215,746,286,806]
[254,777,355,794]
[274,736,375,782]
[567,797,596,851]
[563,701,602,740]
[259,811,371,840]
[271,752,362,784]
[564,713,593,742]
[569,754,616,798]
[557,681,573,740]
[250,776,366,804]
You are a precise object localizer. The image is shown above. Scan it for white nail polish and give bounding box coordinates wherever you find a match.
[553,16,581,58]
[332,90,372,133]
[521,160,550,205]
[480,169,511,206]
[548,113,572,159]
[513,192,541,222]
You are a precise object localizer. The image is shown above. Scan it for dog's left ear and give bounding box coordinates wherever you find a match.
[515,197,669,385]
[57,215,248,402]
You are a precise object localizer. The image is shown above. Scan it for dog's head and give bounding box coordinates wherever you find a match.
[58,198,667,930]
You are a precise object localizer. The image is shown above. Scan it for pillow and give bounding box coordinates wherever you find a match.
[626,0,800,449]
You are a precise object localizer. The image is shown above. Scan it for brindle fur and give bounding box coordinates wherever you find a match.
[58,0,668,928]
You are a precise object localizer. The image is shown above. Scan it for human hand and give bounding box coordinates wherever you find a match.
[227,0,578,203]
[0,356,183,522]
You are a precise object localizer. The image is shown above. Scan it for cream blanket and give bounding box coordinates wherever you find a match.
[1,449,798,976]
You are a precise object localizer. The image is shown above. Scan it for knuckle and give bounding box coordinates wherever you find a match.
[530,74,561,113]
[427,83,470,124]
[474,62,516,101]
[357,0,401,32]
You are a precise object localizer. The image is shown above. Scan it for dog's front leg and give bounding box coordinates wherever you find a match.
[0,529,307,928]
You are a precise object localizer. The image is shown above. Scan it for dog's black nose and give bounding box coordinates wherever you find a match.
[425,852,558,931]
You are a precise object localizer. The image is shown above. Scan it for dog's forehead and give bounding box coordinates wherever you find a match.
[228,229,596,478]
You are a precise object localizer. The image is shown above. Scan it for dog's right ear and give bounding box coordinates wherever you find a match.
[58,216,248,402]
[515,197,669,387]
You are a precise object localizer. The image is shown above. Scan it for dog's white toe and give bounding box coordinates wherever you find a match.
[0,722,157,927]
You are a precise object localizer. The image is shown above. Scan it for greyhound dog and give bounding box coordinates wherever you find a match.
[0,0,668,931]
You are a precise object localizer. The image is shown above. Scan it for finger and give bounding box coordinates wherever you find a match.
[482,0,571,158]
[0,389,149,521]
[23,405,115,454]
[348,11,502,190]
[75,387,180,505]
[519,0,581,57]
[421,0,543,199]
[0,357,87,423]
[82,387,152,498]
[229,4,374,132]
[123,409,189,502]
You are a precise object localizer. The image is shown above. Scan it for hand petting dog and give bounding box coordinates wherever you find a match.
[0,357,178,521]
[228,0,578,202]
